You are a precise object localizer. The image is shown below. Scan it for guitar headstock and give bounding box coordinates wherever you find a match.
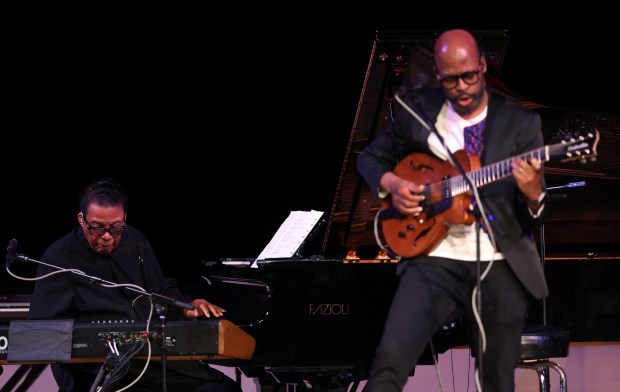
[551,130,600,164]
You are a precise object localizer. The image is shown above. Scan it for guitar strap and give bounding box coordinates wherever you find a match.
[463,119,486,157]
[464,119,488,233]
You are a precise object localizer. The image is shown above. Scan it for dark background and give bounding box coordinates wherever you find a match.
[2,5,618,293]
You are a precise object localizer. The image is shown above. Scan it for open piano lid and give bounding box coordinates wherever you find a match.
[321,29,620,261]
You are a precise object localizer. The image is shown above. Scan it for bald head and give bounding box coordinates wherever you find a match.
[434,29,481,67]
[433,29,488,118]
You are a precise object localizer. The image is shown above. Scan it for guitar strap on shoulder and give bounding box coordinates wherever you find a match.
[464,119,486,158]
[464,119,488,233]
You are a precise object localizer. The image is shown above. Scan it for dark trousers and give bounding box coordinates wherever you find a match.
[363,257,529,392]
[51,360,242,392]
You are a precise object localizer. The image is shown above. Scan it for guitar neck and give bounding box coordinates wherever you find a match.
[448,147,547,196]
[445,131,599,197]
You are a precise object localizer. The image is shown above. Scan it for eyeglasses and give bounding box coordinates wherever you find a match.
[83,217,126,237]
[437,67,481,89]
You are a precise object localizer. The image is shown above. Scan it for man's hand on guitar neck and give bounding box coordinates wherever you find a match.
[512,157,545,211]
[379,172,426,216]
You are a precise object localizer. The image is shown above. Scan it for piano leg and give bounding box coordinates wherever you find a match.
[257,380,355,392]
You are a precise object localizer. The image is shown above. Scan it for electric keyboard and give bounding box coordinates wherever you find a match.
[0,319,255,364]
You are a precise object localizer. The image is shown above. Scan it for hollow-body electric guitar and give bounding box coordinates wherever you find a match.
[377,130,600,258]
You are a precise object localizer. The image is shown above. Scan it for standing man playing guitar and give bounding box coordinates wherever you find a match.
[357,29,549,392]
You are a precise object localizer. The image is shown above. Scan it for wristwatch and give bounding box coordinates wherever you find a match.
[527,192,547,208]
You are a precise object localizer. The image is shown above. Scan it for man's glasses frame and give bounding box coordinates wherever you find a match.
[82,216,126,237]
[437,66,482,89]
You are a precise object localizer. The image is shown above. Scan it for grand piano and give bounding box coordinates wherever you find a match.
[200,30,620,390]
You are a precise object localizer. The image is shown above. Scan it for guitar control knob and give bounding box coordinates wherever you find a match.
[398,231,406,238]
[406,224,414,230]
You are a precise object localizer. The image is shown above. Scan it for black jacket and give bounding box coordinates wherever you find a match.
[29,226,190,322]
[357,88,549,299]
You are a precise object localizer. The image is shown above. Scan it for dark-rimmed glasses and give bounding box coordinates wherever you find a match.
[437,67,481,89]
[83,217,126,237]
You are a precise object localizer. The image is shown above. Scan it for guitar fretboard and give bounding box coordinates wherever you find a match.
[438,132,598,197]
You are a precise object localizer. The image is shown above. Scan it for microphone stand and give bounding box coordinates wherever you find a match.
[535,180,584,390]
[5,243,195,392]
[394,93,486,388]
[6,250,195,314]
[473,206,483,385]
[155,304,169,392]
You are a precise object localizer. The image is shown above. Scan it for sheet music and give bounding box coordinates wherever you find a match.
[252,210,324,267]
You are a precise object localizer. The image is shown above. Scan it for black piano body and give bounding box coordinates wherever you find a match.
[201,259,466,389]
[200,30,620,390]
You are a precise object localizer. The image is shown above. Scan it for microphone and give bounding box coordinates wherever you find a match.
[5,238,32,267]
[397,73,430,97]
[6,238,18,268]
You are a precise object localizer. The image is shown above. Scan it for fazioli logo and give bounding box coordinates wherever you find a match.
[0,334,8,351]
[309,303,350,316]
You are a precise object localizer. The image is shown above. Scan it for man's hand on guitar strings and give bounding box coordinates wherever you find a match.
[381,172,426,216]
[512,157,544,202]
